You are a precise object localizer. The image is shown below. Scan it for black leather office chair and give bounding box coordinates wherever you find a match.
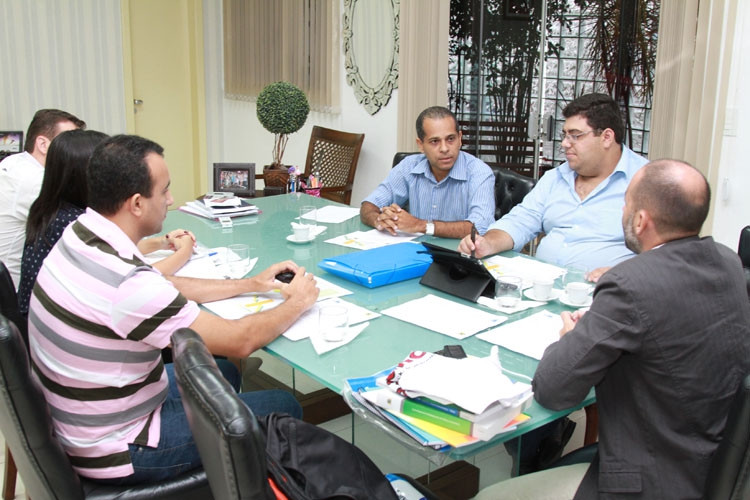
[493,167,535,219]
[738,226,750,299]
[703,373,750,499]
[0,260,25,345]
[392,151,420,168]
[0,314,211,500]
[172,328,273,500]
[0,260,26,499]
[172,328,439,500]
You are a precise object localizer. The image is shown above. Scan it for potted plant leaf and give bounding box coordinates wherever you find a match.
[256,81,310,188]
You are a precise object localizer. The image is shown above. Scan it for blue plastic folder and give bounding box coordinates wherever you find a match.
[318,242,433,288]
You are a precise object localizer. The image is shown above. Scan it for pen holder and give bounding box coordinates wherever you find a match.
[303,187,321,197]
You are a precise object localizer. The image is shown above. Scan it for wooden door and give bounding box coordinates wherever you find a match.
[121,0,207,207]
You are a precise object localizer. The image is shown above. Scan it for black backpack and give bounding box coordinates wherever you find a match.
[260,413,399,500]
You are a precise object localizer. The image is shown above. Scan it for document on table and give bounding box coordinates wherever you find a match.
[299,205,360,224]
[143,247,258,280]
[382,294,507,339]
[325,229,420,250]
[476,310,563,360]
[483,255,565,288]
[202,276,352,319]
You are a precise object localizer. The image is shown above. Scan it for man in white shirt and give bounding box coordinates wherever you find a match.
[0,109,85,287]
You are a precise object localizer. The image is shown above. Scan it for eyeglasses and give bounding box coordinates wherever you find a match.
[559,130,594,144]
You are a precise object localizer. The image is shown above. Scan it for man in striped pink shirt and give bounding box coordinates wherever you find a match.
[28,134,318,485]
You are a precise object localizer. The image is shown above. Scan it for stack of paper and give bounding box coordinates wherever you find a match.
[180,195,259,220]
[345,351,532,449]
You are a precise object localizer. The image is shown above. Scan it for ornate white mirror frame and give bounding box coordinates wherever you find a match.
[343,0,400,115]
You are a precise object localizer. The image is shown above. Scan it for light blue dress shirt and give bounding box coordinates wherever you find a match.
[363,151,496,234]
[490,146,647,269]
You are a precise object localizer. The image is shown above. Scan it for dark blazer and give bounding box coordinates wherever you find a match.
[533,236,750,499]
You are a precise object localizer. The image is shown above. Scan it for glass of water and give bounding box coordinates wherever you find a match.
[495,275,522,308]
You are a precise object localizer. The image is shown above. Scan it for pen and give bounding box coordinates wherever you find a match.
[470,224,477,259]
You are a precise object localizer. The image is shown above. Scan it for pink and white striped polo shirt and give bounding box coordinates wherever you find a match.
[28,208,200,479]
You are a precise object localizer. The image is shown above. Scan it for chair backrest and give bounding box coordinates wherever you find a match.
[172,328,273,500]
[304,126,365,205]
[738,226,750,268]
[0,314,86,500]
[392,151,420,168]
[0,260,27,346]
[493,167,535,219]
[704,373,750,499]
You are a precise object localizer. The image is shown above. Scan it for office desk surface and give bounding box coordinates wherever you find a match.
[163,194,594,459]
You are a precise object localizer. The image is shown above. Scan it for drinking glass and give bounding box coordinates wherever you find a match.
[495,275,522,308]
[319,305,349,342]
[227,244,249,276]
[300,206,317,229]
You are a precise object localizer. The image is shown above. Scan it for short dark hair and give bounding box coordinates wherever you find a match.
[416,106,459,141]
[631,159,711,235]
[562,93,625,144]
[26,129,109,243]
[87,135,164,215]
[24,109,86,153]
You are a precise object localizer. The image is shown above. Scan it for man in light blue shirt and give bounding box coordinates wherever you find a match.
[460,93,647,278]
[360,106,495,238]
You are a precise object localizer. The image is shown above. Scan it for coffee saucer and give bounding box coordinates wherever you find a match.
[286,234,315,244]
[523,288,562,302]
[558,291,593,308]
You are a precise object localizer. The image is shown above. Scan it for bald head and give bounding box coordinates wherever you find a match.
[628,159,710,238]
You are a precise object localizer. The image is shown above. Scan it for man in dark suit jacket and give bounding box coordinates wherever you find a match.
[475,159,750,499]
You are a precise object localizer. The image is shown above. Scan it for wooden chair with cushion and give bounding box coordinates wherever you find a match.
[0,314,211,499]
[304,126,364,205]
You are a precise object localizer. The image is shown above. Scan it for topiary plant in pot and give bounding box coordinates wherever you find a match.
[257,81,310,187]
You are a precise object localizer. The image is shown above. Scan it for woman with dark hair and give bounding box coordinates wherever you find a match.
[18,129,195,316]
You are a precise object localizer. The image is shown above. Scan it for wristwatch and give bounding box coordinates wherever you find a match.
[425,221,435,236]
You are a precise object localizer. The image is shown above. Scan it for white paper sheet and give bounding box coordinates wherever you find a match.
[202,276,353,320]
[382,294,507,339]
[299,205,360,224]
[143,247,258,279]
[476,310,563,360]
[282,297,381,341]
[476,296,546,314]
[483,256,565,288]
[325,229,420,250]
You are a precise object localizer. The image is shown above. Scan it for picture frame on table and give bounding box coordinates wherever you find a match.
[213,162,255,198]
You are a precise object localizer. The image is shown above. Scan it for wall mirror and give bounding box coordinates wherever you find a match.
[343,0,399,115]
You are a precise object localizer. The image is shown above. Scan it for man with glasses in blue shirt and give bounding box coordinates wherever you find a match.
[459,93,647,281]
[459,93,647,475]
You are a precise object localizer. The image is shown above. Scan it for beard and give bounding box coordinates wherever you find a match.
[623,211,642,254]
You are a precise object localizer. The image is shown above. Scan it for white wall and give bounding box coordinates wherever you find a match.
[712,1,750,249]
[202,0,399,207]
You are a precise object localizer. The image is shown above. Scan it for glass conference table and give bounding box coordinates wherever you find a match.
[162,193,595,463]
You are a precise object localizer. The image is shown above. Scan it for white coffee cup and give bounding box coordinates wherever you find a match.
[293,225,311,241]
[532,278,554,300]
[565,282,591,305]
[319,305,349,342]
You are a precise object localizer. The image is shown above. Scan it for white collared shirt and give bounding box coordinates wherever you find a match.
[0,151,44,288]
